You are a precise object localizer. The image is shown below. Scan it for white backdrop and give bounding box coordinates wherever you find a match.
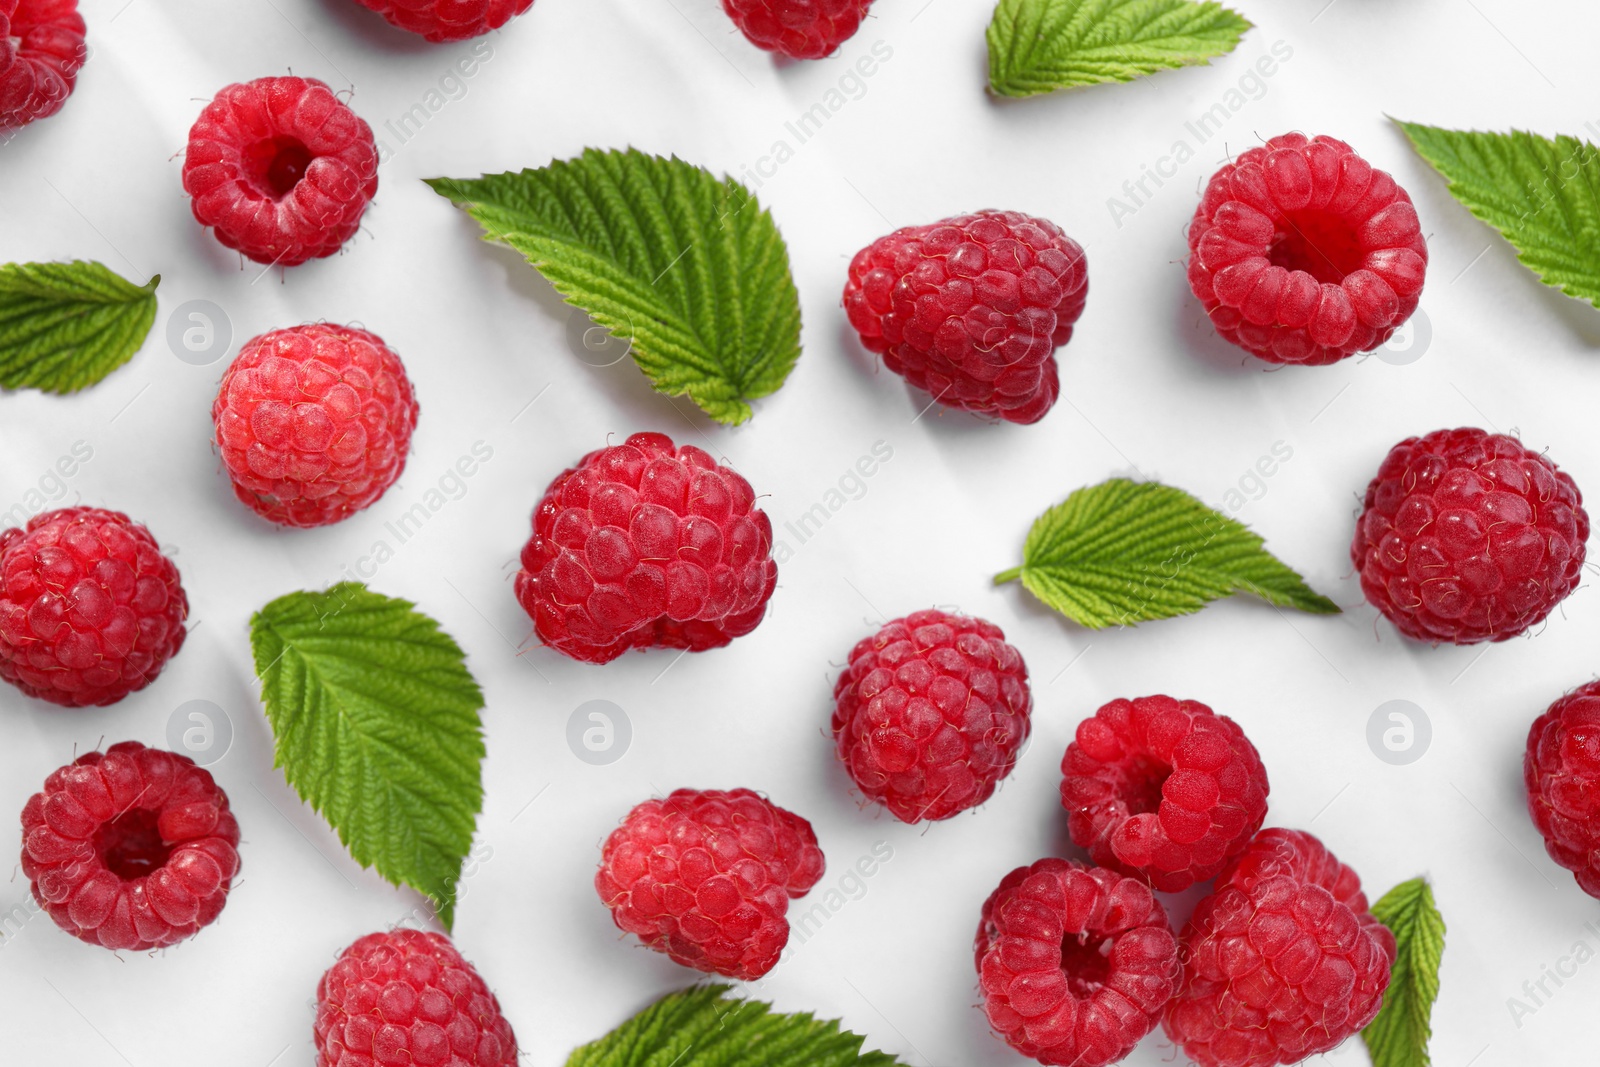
[2,0,1598,1064]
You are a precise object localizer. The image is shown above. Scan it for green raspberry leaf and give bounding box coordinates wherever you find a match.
[1396,121,1600,308]
[427,149,802,425]
[0,261,159,394]
[249,583,486,930]
[994,478,1339,628]
[987,0,1252,98]
[1362,877,1447,1067]
[566,984,912,1067]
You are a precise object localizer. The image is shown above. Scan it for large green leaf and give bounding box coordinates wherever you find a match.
[250,583,486,928]
[1397,121,1600,307]
[1362,878,1446,1067]
[427,149,802,425]
[0,261,159,394]
[566,985,910,1067]
[988,0,1252,98]
[994,478,1339,627]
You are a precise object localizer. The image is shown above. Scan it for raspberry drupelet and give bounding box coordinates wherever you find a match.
[1352,427,1588,644]
[0,0,86,130]
[1525,681,1600,899]
[844,210,1088,424]
[722,0,874,59]
[1187,133,1427,365]
[350,0,535,41]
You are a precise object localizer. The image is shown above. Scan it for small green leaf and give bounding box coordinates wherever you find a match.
[1363,878,1446,1067]
[987,0,1252,98]
[566,985,912,1067]
[427,149,802,425]
[1396,121,1600,308]
[994,478,1339,628]
[0,261,159,394]
[249,583,486,929]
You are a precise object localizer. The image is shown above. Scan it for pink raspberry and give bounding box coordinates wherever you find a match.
[0,507,187,707]
[722,0,874,59]
[1061,695,1269,892]
[1352,427,1588,644]
[350,0,535,41]
[1163,829,1395,1067]
[1525,681,1600,899]
[182,76,378,267]
[975,858,1178,1067]
[0,0,84,130]
[20,741,241,950]
[844,210,1088,424]
[212,323,420,528]
[596,788,825,980]
[514,432,778,664]
[315,929,518,1067]
[832,609,1032,823]
[1187,133,1427,365]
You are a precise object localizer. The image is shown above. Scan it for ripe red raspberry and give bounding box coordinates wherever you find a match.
[350,0,534,41]
[844,210,1088,424]
[182,76,378,267]
[595,788,825,980]
[1525,681,1600,899]
[1061,695,1269,893]
[1187,133,1427,365]
[315,929,517,1067]
[514,432,778,664]
[0,507,187,707]
[722,0,874,59]
[1163,829,1395,1067]
[212,324,420,528]
[0,0,85,130]
[975,858,1178,1067]
[1352,427,1588,644]
[832,609,1031,823]
[20,742,241,950]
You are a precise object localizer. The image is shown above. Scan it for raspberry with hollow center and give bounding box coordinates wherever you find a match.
[832,608,1032,823]
[1163,828,1395,1067]
[182,76,378,267]
[350,0,534,41]
[975,857,1178,1067]
[595,788,825,980]
[514,432,778,664]
[722,0,874,59]
[315,929,518,1067]
[1525,681,1600,899]
[0,0,85,130]
[1352,427,1588,644]
[20,741,241,950]
[0,507,188,707]
[1187,133,1427,365]
[1061,695,1269,892]
[212,323,420,528]
[844,210,1088,424]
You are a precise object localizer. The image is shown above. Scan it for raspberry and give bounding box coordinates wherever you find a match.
[0,507,187,707]
[1060,695,1269,892]
[350,0,535,41]
[832,609,1031,823]
[1186,133,1427,365]
[514,432,778,664]
[212,324,420,528]
[595,788,825,980]
[182,76,378,267]
[1525,681,1600,899]
[974,858,1178,1067]
[1163,829,1395,1067]
[315,929,518,1067]
[722,0,873,59]
[0,0,85,130]
[1352,427,1588,644]
[20,742,241,950]
[844,210,1088,424]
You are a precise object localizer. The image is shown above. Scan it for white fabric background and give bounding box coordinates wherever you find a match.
[2,0,1598,1064]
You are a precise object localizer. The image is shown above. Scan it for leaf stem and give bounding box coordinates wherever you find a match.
[993,567,1023,585]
